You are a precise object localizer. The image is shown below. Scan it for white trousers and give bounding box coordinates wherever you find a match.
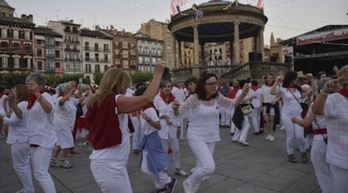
[186,139,215,192]
[161,138,180,169]
[90,160,132,193]
[230,109,236,134]
[330,164,348,193]
[11,142,34,193]
[250,107,260,132]
[220,112,230,126]
[130,116,141,150]
[311,138,332,193]
[232,115,250,142]
[282,115,306,154]
[140,151,171,189]
[30,146,56,193]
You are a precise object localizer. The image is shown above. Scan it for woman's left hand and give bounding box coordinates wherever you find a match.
[242,84,250,95]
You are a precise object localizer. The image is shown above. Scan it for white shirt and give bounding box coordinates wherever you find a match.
[53,96,79,131]
[4,101,29,144]
[175,94,236,142]
[171,86,186,104]
[260,85,277,103]
[27,92,57,148]
[89,95,130,162]
[323,93,348,170]
[279,87,302,117]
[141,107,160,136]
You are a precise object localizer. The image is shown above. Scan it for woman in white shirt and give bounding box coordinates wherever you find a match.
[25,73,57,193]
[172,72,248,193]
[0,84,35,193]
[270,71,309,164]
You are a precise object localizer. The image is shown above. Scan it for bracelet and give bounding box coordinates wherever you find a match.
[320,89,329,96]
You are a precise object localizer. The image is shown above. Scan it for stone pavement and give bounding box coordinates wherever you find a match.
[0,126,321,193]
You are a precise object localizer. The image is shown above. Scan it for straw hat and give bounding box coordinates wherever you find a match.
[297,71,307,79]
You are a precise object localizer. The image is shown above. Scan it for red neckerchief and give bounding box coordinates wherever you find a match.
[337,89,348,98]
[160,92,176,104]
[58,93,64,97]
[206,95,214,101]
[173,83,180,89]
[0,92,3,98]
[288,84,298,88]
[251,86,258,91]
[27,90,45,109]
[142,103,155,112]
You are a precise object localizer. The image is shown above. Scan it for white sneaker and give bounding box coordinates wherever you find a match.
[183,180,196,193]
[269,136,275,142]
[265,134,271,140]
[60,159,72,169]
[280,126,285,130]
[202,176,210,181]
[175,169,188,177]
[238,140,250,146]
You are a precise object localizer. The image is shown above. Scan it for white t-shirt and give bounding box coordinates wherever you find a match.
[89,95,130,162]
[323,93,348,170]
[141,107,160,136]
[4,101,29,144]
[27,92,57,148]
[260,85,277,103]
[53,96,79,131]
[279,87,302,117]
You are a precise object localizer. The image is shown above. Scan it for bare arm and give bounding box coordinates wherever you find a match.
[270,78,281,95]
[234,84,249,107]
[117,64,164,113]
[291,109,315,128]
[312,79,339,115]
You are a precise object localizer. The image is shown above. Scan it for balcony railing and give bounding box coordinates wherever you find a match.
[84,58,110,63]
[64,48,80,52]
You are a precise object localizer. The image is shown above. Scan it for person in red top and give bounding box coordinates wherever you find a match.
[85,63,168,193]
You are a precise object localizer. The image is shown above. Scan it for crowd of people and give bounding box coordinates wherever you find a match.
[0,63,347,193]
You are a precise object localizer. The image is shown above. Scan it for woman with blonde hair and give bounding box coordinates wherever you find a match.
[0,84,35,193]
[312,64,348,193]
[86,64,168,193]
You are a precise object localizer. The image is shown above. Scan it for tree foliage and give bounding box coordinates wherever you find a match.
[93,73,104,85]
[0,72,30,88]
[131,72,153,84]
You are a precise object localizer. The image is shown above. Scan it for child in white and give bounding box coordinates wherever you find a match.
[139,103,174,192]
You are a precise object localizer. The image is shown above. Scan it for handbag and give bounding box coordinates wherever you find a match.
[241,104,253,115]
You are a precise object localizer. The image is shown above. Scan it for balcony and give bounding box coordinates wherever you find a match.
[0,48,33,55]
[64,48,80,52]
[65,58,81,62]
[84,58,110,63]
[64,39,80,44]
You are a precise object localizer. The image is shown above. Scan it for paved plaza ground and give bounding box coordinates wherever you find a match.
[0,126,321,193]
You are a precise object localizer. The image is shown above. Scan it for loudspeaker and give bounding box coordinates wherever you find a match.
[248,52,262,62]
[284,56,292,64]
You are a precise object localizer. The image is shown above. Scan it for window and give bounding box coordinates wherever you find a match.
[122,42,128,49]
[104,54,108,62]
[123,60,129,68]
[138,56,143,64]
[95,53,99,62]
[25,31,30,40]
[55,62,60,68]
[94,43,99,51]
[55,50,60,58]
[12,42,20,51]
[1,29,7,38]
[85,42,89,50]
[37,61,43,70]
[104,65,108,72]
[103,44,109,52]
[14,58,20,68]
[95,64,100,73]
[13,30,19,39]
[85,64,91,73]
[1,42,7,50]
[123,50,128,58]
[157,49,162,57]
[37,49,42,57]
[85,53,90,61]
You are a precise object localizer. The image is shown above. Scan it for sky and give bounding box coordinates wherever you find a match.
[7,0,348,46]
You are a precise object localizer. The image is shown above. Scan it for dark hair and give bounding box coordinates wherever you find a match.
[195,71,218,100]
[184,76,198,87]
[135,82,146,90]
[160,79,172,89]
[0,85,5,93]
[282,71,302,93]
[134,87,147,96]
[282,71,298,88]
[246,77,251,83]
[251,80,258,87]
[317,71,326,79]
[239,79,248,88]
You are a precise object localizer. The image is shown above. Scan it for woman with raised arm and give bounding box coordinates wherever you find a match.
[312,65,348,193]
[172,72,248,193]
[270,71,310,163]
[85,64,165,193]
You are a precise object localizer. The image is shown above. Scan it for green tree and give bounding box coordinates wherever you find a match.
[0,72,30,88]
[93,73,104,85]
[131,72,153,84]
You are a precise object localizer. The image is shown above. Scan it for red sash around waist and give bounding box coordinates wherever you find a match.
[313,128,327,135]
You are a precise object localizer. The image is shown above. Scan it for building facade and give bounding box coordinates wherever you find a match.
[33,27,64,75]
[134,32,163,73]
[81,28,113,81]
[0,1,35,73]
[48,20,82,75]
